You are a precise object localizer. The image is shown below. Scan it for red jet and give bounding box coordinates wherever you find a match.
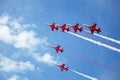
[68,23,83,33]
[59,24,70,32]
[53,63,69,71]
[49,45,64,53]
[46,23,59,31]
[81,23,101,34]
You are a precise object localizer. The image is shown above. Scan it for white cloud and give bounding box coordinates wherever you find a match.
[0,25,13,43]
[7,75,28,80]
[0,14,60,72]
[0,14,9,24]
[0,55,35,72]
[0,14,48,51]
[13,31,40,50]
[32,53,58,65]
[9,19,23,32]
[7,75,18,80]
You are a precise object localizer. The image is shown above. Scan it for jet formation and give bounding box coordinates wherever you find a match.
[46,23,101,34]
[47,22,102,72]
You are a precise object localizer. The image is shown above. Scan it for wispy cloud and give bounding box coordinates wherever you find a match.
[0,25,13,43]
[13,31,40,50]
[0,14,48,51]
[7,75,28,80]
[32,53,59,65]
[0,14,9,24]
[7,75,18,80]
[0,55,35,72]
[0,14,61,80]
[0,14,59,65]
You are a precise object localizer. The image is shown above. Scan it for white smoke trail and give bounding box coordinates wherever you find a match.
[67,32,120,53]
[70,69,98,80]
[85,30,120,45]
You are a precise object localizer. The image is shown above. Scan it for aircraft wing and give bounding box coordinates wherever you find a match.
[52,63,60,67]
[45,23,49,25]
[90,29,95,34]
[51,27,54,31]
[67,24,73,27]
[81,24,90,27]
[61,68,64,71]
[56,49,59,53]
[48,45,56,48]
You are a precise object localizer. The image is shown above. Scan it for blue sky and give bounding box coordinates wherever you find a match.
[0,0,120,80]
